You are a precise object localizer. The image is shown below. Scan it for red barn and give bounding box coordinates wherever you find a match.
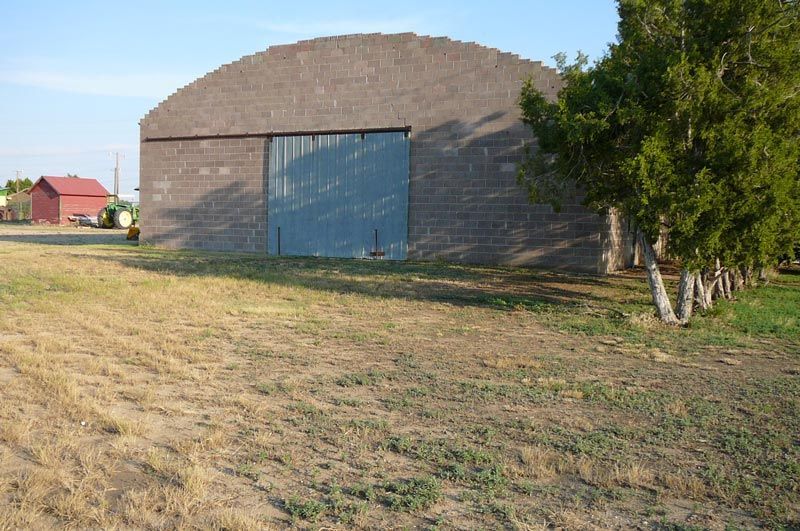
[29,176,109,225]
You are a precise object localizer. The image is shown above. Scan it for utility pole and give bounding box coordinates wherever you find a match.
[110,152,124,199]
[15,170,23,193]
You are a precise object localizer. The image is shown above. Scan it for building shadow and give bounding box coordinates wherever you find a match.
[105,244,643,314]
[0,230,135,247]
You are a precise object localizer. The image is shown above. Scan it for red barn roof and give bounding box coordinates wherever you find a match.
[29,176,108,197]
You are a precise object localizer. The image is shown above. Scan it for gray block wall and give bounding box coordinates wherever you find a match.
[140,32,631,273]
[141,137,268,252]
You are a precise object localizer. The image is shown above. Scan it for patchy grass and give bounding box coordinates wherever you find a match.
[0,225,798,529]
[708,285,800,340]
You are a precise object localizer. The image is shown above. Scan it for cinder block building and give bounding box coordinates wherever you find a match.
[139,33,634,272]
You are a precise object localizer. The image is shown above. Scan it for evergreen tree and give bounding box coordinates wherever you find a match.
[519,0,800,324]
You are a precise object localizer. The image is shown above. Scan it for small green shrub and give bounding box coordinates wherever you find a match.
[349,482,377,502]
[383,476,442,512]
[336,370,386,387]
[284,496,326,521]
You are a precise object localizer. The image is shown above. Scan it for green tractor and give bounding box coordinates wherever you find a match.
[98,201,139,229]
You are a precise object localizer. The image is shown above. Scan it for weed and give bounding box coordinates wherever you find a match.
[348,418,389,431]
[336,370,387,387]
[349,482,377,502]
[395,353,418,368]
[384,435,414,454]
[235,463,260,482]
[439,462,467,481]
[383,396,413,410]
[333,397,362,407]
[289,402,324,418]
[473,464,508,495]
[383,476,442,512]
[255,381,292,395]
[284,497,326,521]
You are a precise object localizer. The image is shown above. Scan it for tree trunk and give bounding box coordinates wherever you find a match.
[741,265,753,288]
[676,269,695,324]
[710,259,724,300]
[702,270,713,307]
[638,230,680,325]
[704,270,719,306]
[758,267,769,285]
[732,268,744,291]
[721,269,732,299]
[694,272,709,311]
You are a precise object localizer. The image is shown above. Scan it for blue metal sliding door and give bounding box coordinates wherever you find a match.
[268,132,410,259]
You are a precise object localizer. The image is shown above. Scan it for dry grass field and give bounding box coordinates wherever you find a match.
[0,224,798,530]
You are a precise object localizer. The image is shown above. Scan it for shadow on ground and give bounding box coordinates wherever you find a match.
[105,246,649,314]
[0,230,134,247]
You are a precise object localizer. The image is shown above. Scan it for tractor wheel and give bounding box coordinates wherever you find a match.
[114,208,133,229]
[97,207,114,229]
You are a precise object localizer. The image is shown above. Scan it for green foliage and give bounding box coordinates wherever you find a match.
[349,482,377,502]
[336,370,386,387]
[693,283,800,340]
[382,476,442,511]
[284,496,327,521]
[4,177,33,192]
[519,0,800,269]
[472,464,508,495]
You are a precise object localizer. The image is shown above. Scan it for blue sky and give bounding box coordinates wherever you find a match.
[0,1,619,196]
